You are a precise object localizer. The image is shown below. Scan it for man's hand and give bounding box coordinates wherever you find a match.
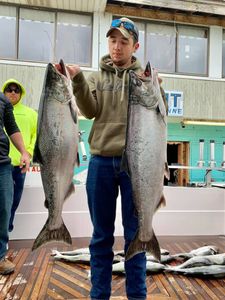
[54,63,81,80]
[19,151,31,173]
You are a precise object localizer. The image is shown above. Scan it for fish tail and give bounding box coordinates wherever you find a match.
[125,230,161,262]
[32,219,72,251]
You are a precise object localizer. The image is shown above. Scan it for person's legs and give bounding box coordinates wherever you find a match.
[86,155,118,300]
[0,163,14,274]
[9,166,26,232]
[120,165,147,300]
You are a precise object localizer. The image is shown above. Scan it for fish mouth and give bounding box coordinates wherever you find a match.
[58,59,67,77]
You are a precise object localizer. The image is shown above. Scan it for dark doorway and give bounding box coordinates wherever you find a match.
[164,144,179,185]
[165,142,190,186]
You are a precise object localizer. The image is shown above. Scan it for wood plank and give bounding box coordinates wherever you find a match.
[29,251,52,299]
[11,248,38,299]
[37,255,54,299]
[20,248,46,300]
[47,287,65,299]
[55,261,89,279]
[0,236,224,299]
[52,267,90,292]
[209,279,225,299]
[50,276,85,298]
[152,274,170,296]
[164,273,189,299]
[105,4,225,27]
[110,0,225,16]
[194,278,221,300]
[0,249,29,297]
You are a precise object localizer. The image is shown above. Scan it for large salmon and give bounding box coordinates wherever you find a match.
[123,62,168,261]
[32,60,79,251]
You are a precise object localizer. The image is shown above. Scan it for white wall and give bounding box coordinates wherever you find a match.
[9,172,225,240]
[209,26,223,78]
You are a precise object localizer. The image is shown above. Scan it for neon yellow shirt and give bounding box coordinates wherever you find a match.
[9,102,37,166]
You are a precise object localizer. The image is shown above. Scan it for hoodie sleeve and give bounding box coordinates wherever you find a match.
[26,110,38,156]
[4,101,20,136]
[72,72,97,119]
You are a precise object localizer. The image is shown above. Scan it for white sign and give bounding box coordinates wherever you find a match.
[165,91,184,117]
[24,165,42,187]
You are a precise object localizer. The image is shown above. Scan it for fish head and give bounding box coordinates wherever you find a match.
[129,70,160,109]
[45,60,74,104]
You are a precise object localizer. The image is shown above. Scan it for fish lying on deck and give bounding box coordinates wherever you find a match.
[52,250,91,264]
[51,250,124,263]
[51,247,90,256]
[166,253,225,270]
[171,245,219,260]
[112,261,166,274]
[146,254,174,264]
[165,265,225,279]
[122,62,168,261]
[32,59,79,251]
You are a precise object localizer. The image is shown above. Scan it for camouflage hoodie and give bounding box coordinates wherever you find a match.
[72,54,142,156]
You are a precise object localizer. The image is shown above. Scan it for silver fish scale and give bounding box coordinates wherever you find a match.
[39,94,78,228]
[32,62,79,250]
[126,71,167,243]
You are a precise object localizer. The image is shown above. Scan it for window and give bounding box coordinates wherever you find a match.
[19,8,54,62]
[134,22,145,67]
[177,26,208,75]
[56,13,92,65]
[134,20,208,76]
[146,23,176,73]
[223,30,225,77]
[0,5,92,66]
[0,5,16,59]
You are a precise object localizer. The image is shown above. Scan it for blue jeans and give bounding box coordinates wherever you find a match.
[9,166,26,232]
[87,155,146,300]
[0,163,13,259]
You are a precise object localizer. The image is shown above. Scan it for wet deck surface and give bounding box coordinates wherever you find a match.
[0,236,224,299]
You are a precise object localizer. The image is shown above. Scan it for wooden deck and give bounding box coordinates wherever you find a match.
[0,236,224,300]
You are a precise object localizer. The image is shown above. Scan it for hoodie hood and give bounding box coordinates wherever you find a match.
[99,54,142,74]
[99,54,142,104]
[1,78,26,101]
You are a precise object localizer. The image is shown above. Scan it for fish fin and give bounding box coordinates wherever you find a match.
[32,219,72,251]
[44,199,49,208]
[33,139,43,164]
[156,194,166,211]
[65,183,75,201]
[120,151,130,175]
[69,101,77,124]
[125,230,161,262]
[77,152,80,167]
[164,162,170,180]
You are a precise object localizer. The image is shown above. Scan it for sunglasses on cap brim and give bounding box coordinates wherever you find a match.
[111,19,135,32]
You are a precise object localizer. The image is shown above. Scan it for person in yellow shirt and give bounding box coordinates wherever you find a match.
[2,79,37,232]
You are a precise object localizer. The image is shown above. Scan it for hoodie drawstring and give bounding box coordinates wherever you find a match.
[112,68,128,106]
[120,69,127,102]
[112,68,118,107]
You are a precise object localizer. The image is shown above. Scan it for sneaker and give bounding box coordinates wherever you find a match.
[0,258,15,275]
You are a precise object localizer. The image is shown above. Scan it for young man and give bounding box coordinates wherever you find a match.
[0,92,30,275]
[56,17,147,300]
[2,79,37,232]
